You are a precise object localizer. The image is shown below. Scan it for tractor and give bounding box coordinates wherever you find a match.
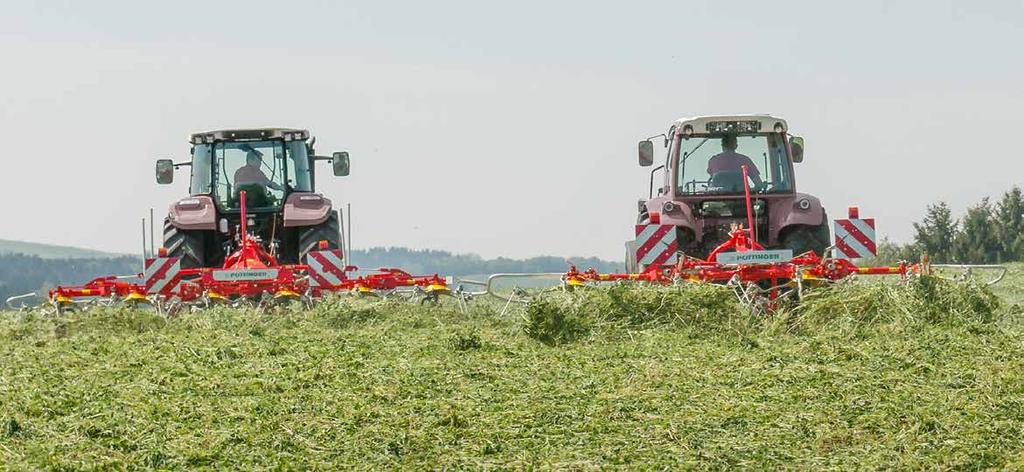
[155,128,350,268]
[629,115,829,271]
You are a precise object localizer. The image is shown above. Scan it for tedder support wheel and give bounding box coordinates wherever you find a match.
[781,211,831,257]
[163,218,207,268]
[299,210,342,263]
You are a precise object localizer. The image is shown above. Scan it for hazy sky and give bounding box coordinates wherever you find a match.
[2,1,1022,260]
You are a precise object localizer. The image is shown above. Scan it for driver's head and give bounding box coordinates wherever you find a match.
[721,135,738,152]
[245,150,262,167]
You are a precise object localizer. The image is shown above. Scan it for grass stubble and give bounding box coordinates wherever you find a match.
[1,266,1023,469]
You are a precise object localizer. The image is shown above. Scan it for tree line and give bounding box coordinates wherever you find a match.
[0,255,141,306]
[876,186,1024,264]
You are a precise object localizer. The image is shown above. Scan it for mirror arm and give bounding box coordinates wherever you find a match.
[312,155,334,161]
[172,161,192,169]
[649,164,666,199]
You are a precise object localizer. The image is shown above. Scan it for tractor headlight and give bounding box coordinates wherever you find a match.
[797,198,811,210]
[663,201,678,213]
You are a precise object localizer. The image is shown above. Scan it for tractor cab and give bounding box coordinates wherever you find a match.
[156,128,350,213]
[156,128,350,268]
[634,115,826,261]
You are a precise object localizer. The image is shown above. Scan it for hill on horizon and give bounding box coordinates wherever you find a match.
[0,239,130,259]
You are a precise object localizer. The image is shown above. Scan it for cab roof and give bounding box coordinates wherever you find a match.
[190,128,309,144]
[672,114,788,135]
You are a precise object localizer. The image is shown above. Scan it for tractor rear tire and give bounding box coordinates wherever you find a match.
[298,211,342,263]
[781,212,831,257]
[163,219,207,268]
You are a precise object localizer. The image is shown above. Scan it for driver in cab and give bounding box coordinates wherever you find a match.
[234,150,283,194]
[706,135,764,191]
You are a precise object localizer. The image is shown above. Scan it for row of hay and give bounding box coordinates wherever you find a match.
[523,276,1003,344]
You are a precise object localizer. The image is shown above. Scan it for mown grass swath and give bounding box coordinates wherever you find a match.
[1,265,1022,468]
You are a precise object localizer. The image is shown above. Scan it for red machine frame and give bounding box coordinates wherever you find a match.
[48,191,450,310]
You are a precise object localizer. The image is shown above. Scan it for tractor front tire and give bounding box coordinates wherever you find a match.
[298,211,342,263]
[163,219,207,268]
[781,212,831,257]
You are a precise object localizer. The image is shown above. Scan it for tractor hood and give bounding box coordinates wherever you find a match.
[167,195,217,231]
[283,192,333,227]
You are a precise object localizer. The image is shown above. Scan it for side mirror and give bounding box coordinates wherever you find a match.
[156,159,174,184]
[332,151,350,176]
[790,136,805,163]
[638,140,654,167]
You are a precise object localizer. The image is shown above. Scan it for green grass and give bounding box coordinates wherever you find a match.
[1,265,1023,469]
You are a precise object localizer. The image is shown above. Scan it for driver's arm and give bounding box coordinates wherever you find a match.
[743,157,764,185]
[255,172,283,191]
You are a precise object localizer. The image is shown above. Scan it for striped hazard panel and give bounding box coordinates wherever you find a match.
[834,218,877,260]
[307,249,348,288]
[635,224,678,267]
[143,257,182,296]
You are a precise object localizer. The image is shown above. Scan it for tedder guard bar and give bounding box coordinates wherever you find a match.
[43,191,454,313]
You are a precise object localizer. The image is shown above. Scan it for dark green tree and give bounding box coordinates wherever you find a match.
[994,186,1024,262]
[912,202,957,263]
[953,198,999,263]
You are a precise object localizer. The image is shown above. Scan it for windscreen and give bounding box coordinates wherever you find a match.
[676,134,792,195]
[213,140,287,209]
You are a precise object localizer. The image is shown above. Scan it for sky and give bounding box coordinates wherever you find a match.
[1,0,1022,260]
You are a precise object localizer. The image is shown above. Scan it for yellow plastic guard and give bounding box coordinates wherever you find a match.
[426,284,449,293]
[124,292,150,303]
[274,290,300,299]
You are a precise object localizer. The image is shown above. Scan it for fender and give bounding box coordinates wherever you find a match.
[772,193,826,240]
[283,192,333,227]
[167,195,217,231]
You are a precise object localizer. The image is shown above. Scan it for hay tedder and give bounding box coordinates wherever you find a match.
[43,191,455,313]
[478,181,1007,314]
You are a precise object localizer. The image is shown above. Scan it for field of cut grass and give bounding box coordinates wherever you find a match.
[1,265,1022,469]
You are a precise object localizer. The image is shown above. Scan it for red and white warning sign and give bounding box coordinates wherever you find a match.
[833,207,876,260]
[635,224,678,267]
[143,256,182,296]
[306,249,349,288]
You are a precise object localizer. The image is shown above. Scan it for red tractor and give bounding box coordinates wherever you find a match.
[629,115,829,271]
[156,128,350,268]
